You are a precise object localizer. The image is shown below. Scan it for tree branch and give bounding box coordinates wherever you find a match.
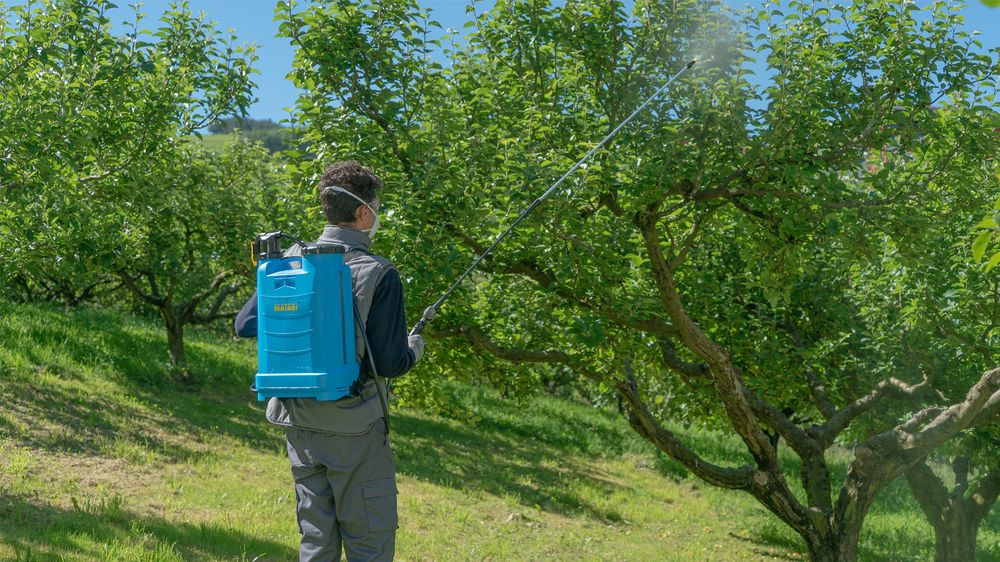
[189,282,241,324]
[438,221,680,338]
[969,467,1000,522]
[180,271,234,320]
[904,460,948,523]
[78,128,150,184]
[902,369,1000,454]
[638,211,779,469]
[667,217,704,270]
[773,320,838,420]
[741,384,834,514]
[820,375,931,447]
[439,222,555,287]
[924,296,995,366]
[972,390,1000,428]
[144,271,161,301]
[616,361,755,489]
[117,270,166,307]
[432,323,602,383]
[658,337,710,379]
[861,369,1000,462]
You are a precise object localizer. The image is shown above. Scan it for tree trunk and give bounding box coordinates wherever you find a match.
[906,461,999,562]
[805,545,838,562]
[161,308,193,384]
[821,445,906,562]
[801,524,867,562]
[804,537,841,562]
[932,504,978,562]
[834,521,863,562]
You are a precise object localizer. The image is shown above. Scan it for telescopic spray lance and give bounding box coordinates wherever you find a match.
[409,58,698,337]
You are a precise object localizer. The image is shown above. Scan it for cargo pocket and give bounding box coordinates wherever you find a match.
[362,478,398,532]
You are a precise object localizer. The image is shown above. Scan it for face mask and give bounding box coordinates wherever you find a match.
[327,186,380,240]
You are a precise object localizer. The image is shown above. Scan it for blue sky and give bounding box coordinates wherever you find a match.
[112,1,1000,123]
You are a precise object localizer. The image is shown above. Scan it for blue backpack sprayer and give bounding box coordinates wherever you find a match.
[250,59,697,402]
[251,231,364,401]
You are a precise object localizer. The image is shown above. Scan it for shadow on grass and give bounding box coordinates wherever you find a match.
[0,301,250,390]
[727,531,803,561]
[0,300,279,464]
[0,492,295,561]
[391,411,629,523]
[1,374,277,465]
[449,386,645,458]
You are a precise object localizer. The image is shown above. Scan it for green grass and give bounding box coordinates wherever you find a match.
[197,133,234,152]
[0,300,997,560]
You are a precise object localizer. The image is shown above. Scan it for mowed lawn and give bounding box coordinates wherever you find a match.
[0,301,996,561]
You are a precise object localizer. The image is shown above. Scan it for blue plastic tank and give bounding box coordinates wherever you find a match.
[254,243,360,401]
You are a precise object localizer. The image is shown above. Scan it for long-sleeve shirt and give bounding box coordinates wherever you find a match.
[234,268,415,378]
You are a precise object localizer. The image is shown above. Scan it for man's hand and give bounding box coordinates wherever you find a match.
[408,334,425,363]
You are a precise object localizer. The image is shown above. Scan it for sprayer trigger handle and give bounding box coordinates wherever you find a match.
[409,305,437,336]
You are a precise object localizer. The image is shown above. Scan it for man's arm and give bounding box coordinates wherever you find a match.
[364,268,418,378]
[234,290,258,338]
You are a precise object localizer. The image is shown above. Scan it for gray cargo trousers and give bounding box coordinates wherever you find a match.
[285,419,398,561]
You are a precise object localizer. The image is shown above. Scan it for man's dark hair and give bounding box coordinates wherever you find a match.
[317,160,383,224]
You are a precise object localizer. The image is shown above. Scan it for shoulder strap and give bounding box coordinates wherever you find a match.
[339,245,392,435]
[352,298,391,436]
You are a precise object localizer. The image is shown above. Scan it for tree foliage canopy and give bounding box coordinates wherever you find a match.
[279,0,1000,558]
[0,0,258,298]
[0,0,288,379]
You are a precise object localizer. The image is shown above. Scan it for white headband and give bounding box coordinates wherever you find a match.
[325,185,373,207]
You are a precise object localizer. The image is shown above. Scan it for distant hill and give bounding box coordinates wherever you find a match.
[201,117,306,154]
[208,117,283,134]
[197,128,306,155]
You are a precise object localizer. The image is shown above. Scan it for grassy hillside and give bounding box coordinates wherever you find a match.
[0,300,996,561]
[198,133,234,152]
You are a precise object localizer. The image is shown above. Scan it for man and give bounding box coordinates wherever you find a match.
[235,160,424,561]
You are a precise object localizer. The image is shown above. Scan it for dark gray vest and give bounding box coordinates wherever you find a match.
[264,226,394,434]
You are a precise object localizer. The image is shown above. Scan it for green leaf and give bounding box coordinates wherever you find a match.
[976,216,998,230]
[973,231,993,262]
[985,252,1000,273]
